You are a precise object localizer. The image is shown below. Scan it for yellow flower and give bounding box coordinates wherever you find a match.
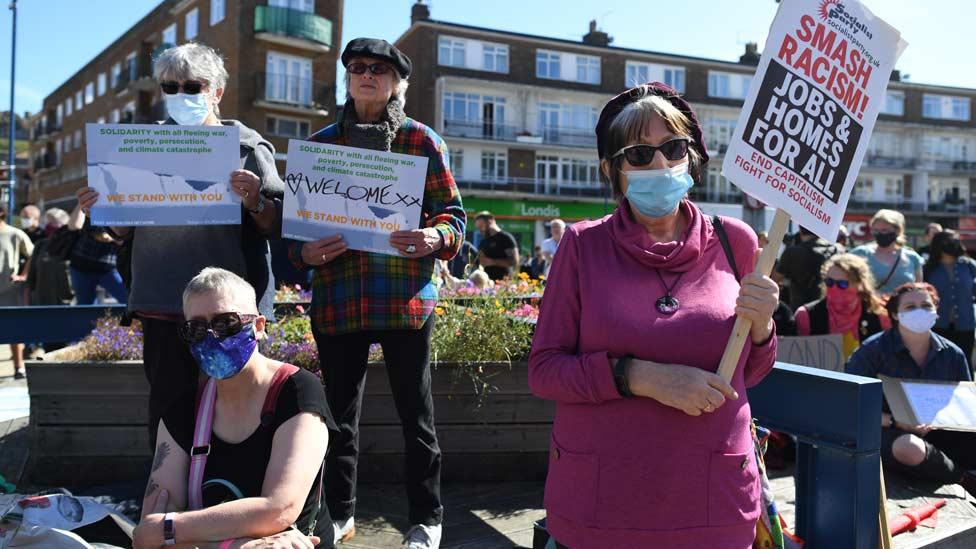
[494,299,501,306]
[435,307,445,315]
[465,308,473,316]
[518,271,530,280]
[539,274,546,280]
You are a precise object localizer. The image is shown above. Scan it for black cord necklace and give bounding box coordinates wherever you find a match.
[654,270,683,315]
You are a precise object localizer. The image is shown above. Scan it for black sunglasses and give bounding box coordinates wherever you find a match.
[179,312,258,344]
[611,138,690,167]
[347,62,393,76]
[159,80,207,95]
[824,278,850,290]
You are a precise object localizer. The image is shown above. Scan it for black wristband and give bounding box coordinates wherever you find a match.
[613,356,635,398]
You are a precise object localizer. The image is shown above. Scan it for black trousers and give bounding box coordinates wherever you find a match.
[881,427,976,484]
[314,316,442,526]
[141,317,199,450]
[934,325,975,373]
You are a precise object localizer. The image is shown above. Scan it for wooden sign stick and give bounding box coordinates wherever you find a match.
[716,208,792,383]
[878,464,894,549]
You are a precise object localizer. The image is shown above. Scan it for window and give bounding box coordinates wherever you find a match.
[97,73,107,96]
[449,148,463,176]
[97,116,106,124]
[162,23,177,45]
[265,52,313,105]
[55,139,62,165]
[705,166,743,202]
[705,117,737,153]
[882,177,903,200]
[85,82,94,104]
[111,63,121,88]
[122,101,136,124]
[74,130,82,150]
[185,8,199,40]
[854,176,873,201]
[536,51,561,79]
[265,115,311,138]
[560,158,600,187]
[126,52,137,82]
[438,37,465,67]
[65,99,73,117]
[110,109,120,123]
[625,61,685,92]
[481,151,507,181]
[442,91,480,124]
[708,71,751,99]
[75,91,83,110]
[482,44,508,73]
[270,0,314,11]
[923,94,971,121]
[576,55,600,85]
[56,104,63,126]
[881,91,904,116]
[210,0,225,25]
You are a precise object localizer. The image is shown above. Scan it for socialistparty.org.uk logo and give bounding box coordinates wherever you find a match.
[818,0,840,21]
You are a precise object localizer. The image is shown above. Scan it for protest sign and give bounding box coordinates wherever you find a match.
[776,334,844,372]
[881,376,976,432]
[85,124,241,226]
[716,0,906,384]
[282,140,428,255]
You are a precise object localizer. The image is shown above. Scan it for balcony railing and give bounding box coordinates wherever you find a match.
[257,72,331,110]
[689,188,742,204]
[865,156,915,170]
[454,176,606,198]
[254,5,332,47]
[539,126,597,148]
[846,199,927,213]
[442,119,518,142]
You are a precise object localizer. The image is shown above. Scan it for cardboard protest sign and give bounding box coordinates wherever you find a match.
[776,334,844,372]
[881,376,976,432]
[721,0,907,242]
[282,141,428,255]
[85,124,241,226]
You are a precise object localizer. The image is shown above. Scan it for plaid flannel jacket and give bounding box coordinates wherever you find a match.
[289,118,466,335]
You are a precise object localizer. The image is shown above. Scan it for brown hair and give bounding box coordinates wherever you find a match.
[598,95,702,201]
[821,254,884,315]
[885,282,940,325]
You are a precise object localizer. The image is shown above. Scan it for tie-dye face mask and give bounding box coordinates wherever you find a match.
[189,324,258,380]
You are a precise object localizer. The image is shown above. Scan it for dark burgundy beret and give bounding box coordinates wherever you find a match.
[595,82,709,164]
[341,38,412,79]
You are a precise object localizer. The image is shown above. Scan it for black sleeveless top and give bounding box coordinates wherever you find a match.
[163,368,337,546]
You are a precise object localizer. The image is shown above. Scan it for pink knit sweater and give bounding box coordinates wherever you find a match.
[528,200,777,549]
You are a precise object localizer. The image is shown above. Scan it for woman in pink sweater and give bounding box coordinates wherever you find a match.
[529,83,780,549]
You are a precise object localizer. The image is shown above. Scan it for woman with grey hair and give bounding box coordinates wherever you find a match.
[528,83,780,547]
[76,42,285,451]
[288,38,465,549]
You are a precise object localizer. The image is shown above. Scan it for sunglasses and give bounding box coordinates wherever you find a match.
[611,138,690,167]
[178,312,258,344]
[824,278,850,290]
[159,80,207,95]
[347,62,393,76]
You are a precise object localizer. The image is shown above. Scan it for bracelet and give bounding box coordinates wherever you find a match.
[163,512,177,546]
[612,356,635,398]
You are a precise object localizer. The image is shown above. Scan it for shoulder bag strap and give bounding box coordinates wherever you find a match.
[713,215,741,284]
[188,377,218,511]
[877,249,903,290]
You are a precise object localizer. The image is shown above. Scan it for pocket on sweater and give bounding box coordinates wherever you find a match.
[544,434,598,526]
[594,451,709,530]
[707,451,761,527]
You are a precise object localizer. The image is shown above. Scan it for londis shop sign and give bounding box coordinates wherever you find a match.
[463,197,613,221]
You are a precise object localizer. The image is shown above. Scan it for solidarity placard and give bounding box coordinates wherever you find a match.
[722,0,906,241]
[86,124,242,226]
[282,141,428,255]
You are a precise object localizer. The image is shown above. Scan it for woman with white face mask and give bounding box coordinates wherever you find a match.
[846,283,976,496]
[74,43,285,453]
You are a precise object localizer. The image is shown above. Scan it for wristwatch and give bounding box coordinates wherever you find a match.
[246,194,266,215]
[163,512,177,545]
[613,356,635,398]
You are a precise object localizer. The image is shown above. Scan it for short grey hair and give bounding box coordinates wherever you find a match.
[154,43,229,116]
[344,67,409,107]
[44,208,69,227]
[182,267,257,313]
[549,219,566,229]
[598,95,703,201]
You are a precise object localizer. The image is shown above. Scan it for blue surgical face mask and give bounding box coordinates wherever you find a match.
[623,162,694,218]
[190,324,258,380]
[164,92,211,125]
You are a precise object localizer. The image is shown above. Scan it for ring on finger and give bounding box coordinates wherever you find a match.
[321,254,327,263]
[406,244,417,253]
[703,403,714,412]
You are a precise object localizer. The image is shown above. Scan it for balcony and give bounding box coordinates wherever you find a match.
[254,72,331,116]
[539,126,597,148]
[865,155,915,170]
[254,5,332,52]
[454,176,606,198]
[688,188,742,204]
[846,199,927,213]
[442,119,518,142]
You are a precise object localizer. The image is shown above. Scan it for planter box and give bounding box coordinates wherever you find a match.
[25,355,552,485]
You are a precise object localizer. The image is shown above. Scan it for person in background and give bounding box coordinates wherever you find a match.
[65,204,127,305]
[24,209,74,354]
[540,219,565,276]
[775,226,839,311]
[447,239,476,279]
[917,222,944,261]
[475,211,519,281]
[851,209,922,296]
[836,224,851,250]
[923,230,976,371]
[0,205,33,379]
[528,246,546,279]
[846,283,976,496]
[795,254,889,359]
[18,204,45,243]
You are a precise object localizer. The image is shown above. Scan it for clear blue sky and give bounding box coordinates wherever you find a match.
[1,0,974,117]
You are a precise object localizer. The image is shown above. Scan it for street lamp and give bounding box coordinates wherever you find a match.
[6,1,17,215]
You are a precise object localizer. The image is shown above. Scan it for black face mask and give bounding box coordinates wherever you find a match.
[873,231,897,248]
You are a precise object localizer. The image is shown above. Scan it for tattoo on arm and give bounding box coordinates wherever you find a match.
[152,441,170,472]
[144,478,159,501]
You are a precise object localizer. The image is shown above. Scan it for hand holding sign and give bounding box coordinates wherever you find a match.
[390,228,444,258]
[300,235,348,266]
[230,169,262,211]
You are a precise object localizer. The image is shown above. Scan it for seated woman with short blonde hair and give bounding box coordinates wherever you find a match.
[132,268,336,549]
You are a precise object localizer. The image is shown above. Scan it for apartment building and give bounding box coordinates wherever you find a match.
[27,0,342,207]
[396,2,976,252]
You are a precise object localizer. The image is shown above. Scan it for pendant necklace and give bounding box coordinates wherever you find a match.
[654,269,683,315]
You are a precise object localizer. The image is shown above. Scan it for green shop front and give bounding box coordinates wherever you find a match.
[463,197,616,257]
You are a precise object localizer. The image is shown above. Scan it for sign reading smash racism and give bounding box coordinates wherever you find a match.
[722,0,906,241]
[282,140,428,255]
[86,123,242,226]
